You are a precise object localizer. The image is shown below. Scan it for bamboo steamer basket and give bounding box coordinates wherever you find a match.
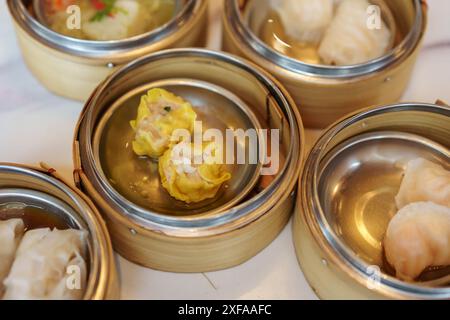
[222,0,428,128]
[0,163,119,300]
[293,102,450,300]
[73,48,305,272]
[7,0,208,101]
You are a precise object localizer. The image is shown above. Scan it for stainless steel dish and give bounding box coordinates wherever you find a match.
[92,78,264,216]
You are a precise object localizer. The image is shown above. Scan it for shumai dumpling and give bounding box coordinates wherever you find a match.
[396,158,450,209]
[384,202,450,281]
[3,228,88,300]
[159,142,231,203]
[318,0,392,65]
[130,88,197,158]
[272,0,334,44]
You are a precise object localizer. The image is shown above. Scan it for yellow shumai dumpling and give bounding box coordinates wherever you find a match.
[158,142,231,203]
[130,88,197,158]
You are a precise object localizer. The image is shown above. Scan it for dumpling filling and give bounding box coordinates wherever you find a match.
[159,142,231,203]
[130,88,197,159]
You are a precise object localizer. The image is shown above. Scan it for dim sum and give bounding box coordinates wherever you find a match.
[384,202,450,281]
[159,141,231,203]
[318,0,392,65]
[0,219,24,296]
[272,0,334,44]
[130,88,197,159]
[395,158,450,209]
[45,0,176,41]
[2,228,87,300]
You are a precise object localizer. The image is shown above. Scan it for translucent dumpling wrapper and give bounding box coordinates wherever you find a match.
[0,219,24,296]
[130,88,197,159]
[318,0,392,65]
[2,228,88,300]
[271,0,334,44]
[159,142,232,203]
[384,202,450,281]
[395,158,450,209]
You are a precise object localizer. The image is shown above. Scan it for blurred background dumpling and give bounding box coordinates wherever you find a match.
[130,88,197,159]
[159,141,231,203]
[272,0,334,44]
[384,202,450,281]
[318,0,392,65]
[396,158,450,209]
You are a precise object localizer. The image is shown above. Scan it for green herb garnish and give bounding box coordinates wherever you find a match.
[164,106,172,112]
[90,0,128,22]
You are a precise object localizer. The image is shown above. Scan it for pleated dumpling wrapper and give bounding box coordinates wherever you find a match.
[130,88,197,158]
[0,219,25,296]
[271,0,334,44]
[395,158,450,209]
[3,228,88,300]
[159,141,232,203]
[384,202,450,281]
[318,0,392,65]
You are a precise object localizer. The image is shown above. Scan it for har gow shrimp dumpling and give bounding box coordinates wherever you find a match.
[0,219,24,296]
[130,88,197,159]
[2,228,88,300]
[318,0,392,65]
[395,158,450,209]
[159,142,232,203]
[384,202,450,281]
[272,0,334,45]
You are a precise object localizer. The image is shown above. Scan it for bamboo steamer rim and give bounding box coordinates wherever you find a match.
[299,102,450,300]
[223,0,427,80]
[73,48,306,238]
[7,0,207,64]
[0,162,118,300]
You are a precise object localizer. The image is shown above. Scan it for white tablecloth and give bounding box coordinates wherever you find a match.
[0,1,449,299]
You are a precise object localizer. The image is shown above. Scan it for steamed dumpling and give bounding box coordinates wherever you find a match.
[3,228,87,300]
[130,88,197,159]
[384,202,450,281]
[272,0,334,44]
[0,219,24,296]
[396,158,450,209]
[159,141,231,203]
[82,0,153,41]
[318,0,392,65]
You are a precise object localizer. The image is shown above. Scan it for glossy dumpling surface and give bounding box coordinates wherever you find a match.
[318,0,392,65]
[0,219,24,296]
[272,0,334,44]
[384,202,450,281]
[130,88,197,159]
[395,158,450,209]
[159,142,231,203]
[3,228,87,300]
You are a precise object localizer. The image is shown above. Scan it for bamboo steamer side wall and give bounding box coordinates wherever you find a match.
[78,171,295,273]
